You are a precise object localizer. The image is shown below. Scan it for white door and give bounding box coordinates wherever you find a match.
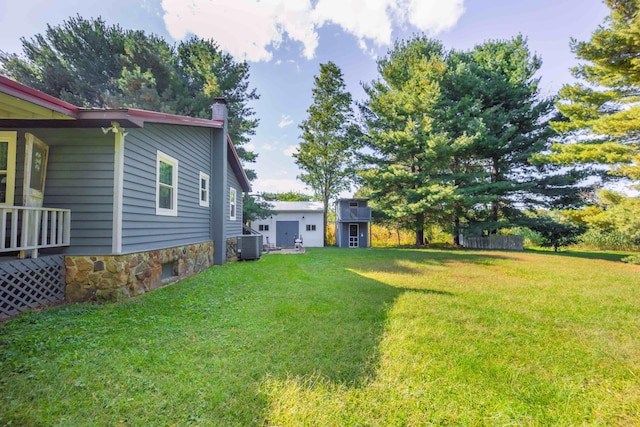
[20,133,49,258]
[349,223,359,248]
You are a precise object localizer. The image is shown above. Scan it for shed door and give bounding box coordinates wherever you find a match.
[349,223,359,248]
[276,221,298,247]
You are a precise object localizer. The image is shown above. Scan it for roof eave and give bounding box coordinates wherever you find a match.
[0,75,80,118]
[227,135,252,192]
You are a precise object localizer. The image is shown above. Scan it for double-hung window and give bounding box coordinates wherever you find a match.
[156,151,178,216]
[229,187,237,221]
[199,172,210,207]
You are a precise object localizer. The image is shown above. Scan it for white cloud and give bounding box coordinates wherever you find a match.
[283,145,298,156]
[313,0,396,46]
[278,114,294,128]
[262,143,275,151]
[245,143,256,151]
[400,0,466,35]
[161,0,466,62]
[161,0,317,61]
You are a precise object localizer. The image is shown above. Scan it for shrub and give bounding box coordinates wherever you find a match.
[621,254,640,265]
[576,230,640,252]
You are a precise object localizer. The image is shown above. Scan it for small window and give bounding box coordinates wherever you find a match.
[229,187,237,221]
[199,172,209,207]
[156,151,178,216]
[259,224,269,231]
[161,261,177,280]
[306,224,316,231]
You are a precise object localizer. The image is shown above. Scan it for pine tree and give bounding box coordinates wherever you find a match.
[361,35,588,244]
[547,0,640,182]
[467,36,583,232]
[360,37,470,245]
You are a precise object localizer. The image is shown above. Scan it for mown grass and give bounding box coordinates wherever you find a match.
[1,248,639,426]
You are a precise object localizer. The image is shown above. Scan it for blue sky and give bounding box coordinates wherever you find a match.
[0,0,610,196]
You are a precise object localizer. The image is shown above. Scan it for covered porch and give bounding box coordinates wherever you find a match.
[0,75,79,319]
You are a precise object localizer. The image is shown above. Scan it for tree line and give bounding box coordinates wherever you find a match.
[295,0,639,251]
[2,3,637,253]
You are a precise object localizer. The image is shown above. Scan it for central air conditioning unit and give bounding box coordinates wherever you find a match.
[237,234,263,260]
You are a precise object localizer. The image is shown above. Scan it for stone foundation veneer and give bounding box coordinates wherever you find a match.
[65,241,214,302]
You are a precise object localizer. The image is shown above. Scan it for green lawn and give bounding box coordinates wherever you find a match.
[1,248,639,426]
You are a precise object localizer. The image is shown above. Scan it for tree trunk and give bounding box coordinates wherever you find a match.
[414,213,426,246]
[490,157,500,234]
[453,216,461,246]
[322,198,329,246]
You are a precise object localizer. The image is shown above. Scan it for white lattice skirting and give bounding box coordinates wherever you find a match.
[0,255,65,320]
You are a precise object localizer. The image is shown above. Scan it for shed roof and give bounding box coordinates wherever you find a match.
[268,201,324,212]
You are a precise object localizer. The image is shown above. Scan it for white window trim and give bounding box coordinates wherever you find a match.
[199,171,210,207]
[156,150,178,216]
[0,131,17,206]
[229,187,237,221]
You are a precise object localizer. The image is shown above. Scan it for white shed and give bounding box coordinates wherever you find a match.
[252,201,325,248]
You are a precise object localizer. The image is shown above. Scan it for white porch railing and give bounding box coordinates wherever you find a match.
[0,206,71,258]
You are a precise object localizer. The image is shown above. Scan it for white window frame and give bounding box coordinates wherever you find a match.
[199,171,210,207]
[229,187,237,221]
[0,131,17,206]
[156,150,178,216]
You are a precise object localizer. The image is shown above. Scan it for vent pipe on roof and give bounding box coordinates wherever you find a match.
[211,97,227,121]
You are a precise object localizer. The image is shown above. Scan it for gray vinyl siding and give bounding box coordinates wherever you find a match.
[225,167,243,239]
[15,128,116,255]
[121,124,212,253]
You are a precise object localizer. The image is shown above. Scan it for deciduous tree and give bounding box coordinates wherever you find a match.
[261,192,315,202]
[294,61,358,246]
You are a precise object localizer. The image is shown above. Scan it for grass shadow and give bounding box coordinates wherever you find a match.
[1,247,447,426]
[525,247,634,262]
[344,246,521,277]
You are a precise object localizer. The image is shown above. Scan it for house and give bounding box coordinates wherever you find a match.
[335,198,372,248]
[0,75,251,318]
[252,201,324,248]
